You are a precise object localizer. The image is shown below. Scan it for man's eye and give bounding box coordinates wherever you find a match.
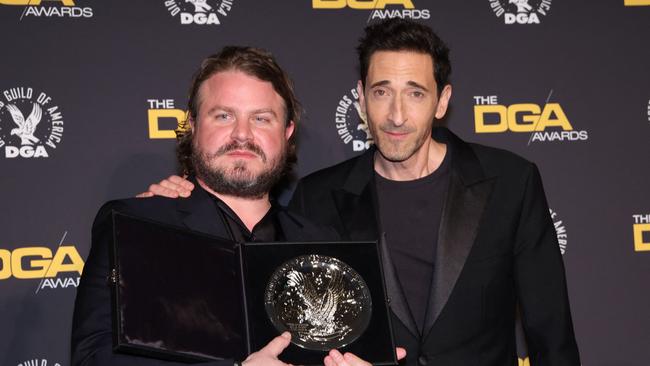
[373,89,387,97]
[254,116,270,123]
[216,113,231,120]
[411,91,425,98]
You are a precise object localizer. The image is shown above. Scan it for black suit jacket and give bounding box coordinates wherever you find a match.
[71,184,338,366]
[290,127,580,366]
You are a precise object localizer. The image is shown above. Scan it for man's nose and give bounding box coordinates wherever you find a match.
[388,95,407,126]
[230,119,253,142]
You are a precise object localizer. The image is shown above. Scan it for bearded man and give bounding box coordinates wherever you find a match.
[71,46,340,366]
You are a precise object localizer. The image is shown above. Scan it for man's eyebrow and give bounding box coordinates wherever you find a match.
[369,80,391,88]
[407,80,429,92]
[205,105,235,115]
[251,108,277,116]
[368,80,429,92]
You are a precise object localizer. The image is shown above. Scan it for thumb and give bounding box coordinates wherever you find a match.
[260,332,292,357]
[396,347,407,360]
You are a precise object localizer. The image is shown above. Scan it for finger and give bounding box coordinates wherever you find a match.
[159,179,191,197]
[136,192,153,198]
[259,332,291,357]
[324,356,336,366]
[396,347,407,360]
[169,175,195,190]
[343,352,370,366]
[149,184,180,198]
[328,350,350,366]
[159,179,182,191]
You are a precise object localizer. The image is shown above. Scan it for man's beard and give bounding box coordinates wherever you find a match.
[192,140,288,199]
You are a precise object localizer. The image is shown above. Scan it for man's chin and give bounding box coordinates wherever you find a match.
[375,141,415,163]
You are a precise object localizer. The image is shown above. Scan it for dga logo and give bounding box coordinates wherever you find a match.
[632,214,650,252]
[147,99,188,139]
[0,87,64,158]
[0,0,93,19]
[312,0,430,21]
[0,244,84,290]
[550,209,568,255]
[473,95,588,143]
[334,86,373,152]
[164,0,234,25]
[16,358,62,366]
[488,0,552,24]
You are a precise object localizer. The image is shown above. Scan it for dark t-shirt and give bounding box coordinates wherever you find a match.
[374,146,451,333]
[207,191,285,243]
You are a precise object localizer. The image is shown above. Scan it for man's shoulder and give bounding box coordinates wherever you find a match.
[466,141,535,176]
[93,196,183,228]
[299,152,370,188]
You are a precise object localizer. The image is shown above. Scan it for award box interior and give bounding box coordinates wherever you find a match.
[110,211,397,365]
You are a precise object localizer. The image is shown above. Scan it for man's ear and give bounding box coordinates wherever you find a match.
[434,84,452,119]
[356,80,366,115]
[189,116,196,131]
[285,120,295,141]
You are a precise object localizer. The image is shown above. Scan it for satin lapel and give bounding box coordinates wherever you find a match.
[332,179,420,337]
[379,233,420,338]
[177,182,231,240]
[423,170,495,336]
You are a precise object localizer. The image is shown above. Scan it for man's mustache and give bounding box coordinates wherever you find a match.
[214,141,267,162]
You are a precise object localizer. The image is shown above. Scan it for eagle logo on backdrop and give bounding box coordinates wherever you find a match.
[334,85,374,152]
[0,87,64,159]
[186,0,212,13]
[164,0,233,25]
[488,0,552,24]
[509,0,533,13]
[6,103,43,146]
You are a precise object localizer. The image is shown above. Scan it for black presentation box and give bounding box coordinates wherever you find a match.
[109,212,397,366]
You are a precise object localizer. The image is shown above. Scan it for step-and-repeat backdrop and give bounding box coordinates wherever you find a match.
[1,1,648,365]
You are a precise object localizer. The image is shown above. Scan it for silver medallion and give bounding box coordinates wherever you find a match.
[264,254,372,350]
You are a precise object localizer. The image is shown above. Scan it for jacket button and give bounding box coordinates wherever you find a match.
[417,355,428,365]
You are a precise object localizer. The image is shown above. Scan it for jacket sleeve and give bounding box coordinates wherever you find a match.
[513,164,580,366]
[70,201,233,366]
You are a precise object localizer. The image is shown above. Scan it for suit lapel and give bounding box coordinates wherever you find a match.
[379,232,420,338]
[422,129,495,338]
[331,149,420,337]
[176,178,231,240]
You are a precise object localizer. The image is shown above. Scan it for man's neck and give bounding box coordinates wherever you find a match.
[374,138,447,181]
[196,179,271,231]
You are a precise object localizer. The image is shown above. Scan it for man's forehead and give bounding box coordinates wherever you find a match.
[198,70,286,113]
[366,50,435,84]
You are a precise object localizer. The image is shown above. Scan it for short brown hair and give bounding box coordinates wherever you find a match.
[176,46,300,175]
[358,19,451,95]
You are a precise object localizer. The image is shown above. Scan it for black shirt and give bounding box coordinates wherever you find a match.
[207,192,286,243]
[374,146,451,333]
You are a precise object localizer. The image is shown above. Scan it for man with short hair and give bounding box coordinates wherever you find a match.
[71,46,339,366]
[147,19,580,366]
[294,19,580,366]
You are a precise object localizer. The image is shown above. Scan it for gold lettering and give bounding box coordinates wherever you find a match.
[633,223,650,252]
[148,109,187,139]
[474,105,508,133]
[12,247,51,279]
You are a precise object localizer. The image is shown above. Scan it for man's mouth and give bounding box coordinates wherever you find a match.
[226,150,257,158]
[382,130,410,139]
